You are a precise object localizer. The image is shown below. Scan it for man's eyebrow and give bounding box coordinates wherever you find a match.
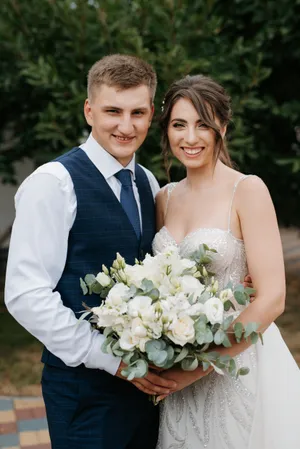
[101,105,121,110]
[100,106,149,111]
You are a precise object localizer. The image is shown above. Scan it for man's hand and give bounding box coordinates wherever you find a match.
[243,274,255,303]
[155,365,212,402]
[115,361,177,395]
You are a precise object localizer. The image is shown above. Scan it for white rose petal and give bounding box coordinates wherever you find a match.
[180,275,205,297]
[107,283,130,307]
[204,297,224,324]
[119,329,138,351]
[167,315,195,346]
[127,296,153,317]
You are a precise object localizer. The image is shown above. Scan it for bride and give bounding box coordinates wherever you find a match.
[152,74,300,448]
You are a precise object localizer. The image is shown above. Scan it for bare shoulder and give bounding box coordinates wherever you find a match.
[237,175,270,200]
[155,184,169,210]
[235,175,275,219]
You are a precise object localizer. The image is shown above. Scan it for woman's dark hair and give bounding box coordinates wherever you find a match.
[160,74,233,177]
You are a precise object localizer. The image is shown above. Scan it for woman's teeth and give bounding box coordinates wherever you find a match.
[183,148,203,155]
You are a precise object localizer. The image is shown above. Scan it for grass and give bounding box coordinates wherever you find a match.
[0,307,43,395]
[0,274,299,396]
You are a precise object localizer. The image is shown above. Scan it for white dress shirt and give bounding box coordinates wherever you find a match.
[4,133,160,375]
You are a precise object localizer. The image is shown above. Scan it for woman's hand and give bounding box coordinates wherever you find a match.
[156,365,213,402]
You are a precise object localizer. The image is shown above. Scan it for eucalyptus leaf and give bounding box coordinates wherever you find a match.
[181,357,198,371]
[244,322,259,338]
[103,327,113,337]
[174,346,189,363]
[233,322,244,340]
[122,352,135,365]
[236,367,250,377]
[202,361,211,371]
[229,358,236,375]
[91,282,103,295]
[224,300,235,311]
[222,334,232,348]
[145,339,166,353]
[204,328,214,344]
[80,278,88,295]
[210,362,224,375]
[223,315,234,330]
[234,291,247,305]
[250,332,259,344]
[84,274,96,286]
[216,330,228,346]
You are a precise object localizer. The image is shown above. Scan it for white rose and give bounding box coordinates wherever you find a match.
[181,258,196,270]
[179,275,204,297]
[127,295,152,318]
[167,315,195,346]
[106,283,130,307]
[219,288,233,304]
[93,308,122,327]
[95,272,111,287]
[204,297,224,324]
[131,317,148,338]
[119,329,138,351]
[186,302,205,316]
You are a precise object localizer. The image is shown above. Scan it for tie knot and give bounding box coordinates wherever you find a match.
[115,169,132,187]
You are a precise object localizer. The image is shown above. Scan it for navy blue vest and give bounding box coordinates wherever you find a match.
[41,147,156,369]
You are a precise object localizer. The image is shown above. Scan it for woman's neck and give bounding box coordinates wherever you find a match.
[185,160,225,190]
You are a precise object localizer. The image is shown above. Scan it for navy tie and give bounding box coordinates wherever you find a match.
[115,169,141,239]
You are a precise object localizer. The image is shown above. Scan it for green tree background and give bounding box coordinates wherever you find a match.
[1,0,299,225]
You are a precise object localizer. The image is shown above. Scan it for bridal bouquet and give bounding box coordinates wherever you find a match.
[80,245,260,380]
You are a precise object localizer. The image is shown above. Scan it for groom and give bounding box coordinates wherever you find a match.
[4,54,177,449]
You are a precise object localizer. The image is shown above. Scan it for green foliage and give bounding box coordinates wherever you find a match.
[1,0,299,223]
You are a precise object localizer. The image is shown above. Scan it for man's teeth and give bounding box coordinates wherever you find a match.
[184,148,203,155]
[116,136,132,141]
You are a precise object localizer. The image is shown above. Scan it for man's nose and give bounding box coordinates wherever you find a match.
[117,115,134,135]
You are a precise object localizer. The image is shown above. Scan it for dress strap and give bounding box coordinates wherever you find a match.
[164,182,177,218]
[227,175,252,231]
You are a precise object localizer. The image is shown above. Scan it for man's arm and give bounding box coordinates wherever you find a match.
[4,168,120,374]
[4,167,177,395]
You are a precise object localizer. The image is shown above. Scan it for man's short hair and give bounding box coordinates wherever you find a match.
[87,54,157,102]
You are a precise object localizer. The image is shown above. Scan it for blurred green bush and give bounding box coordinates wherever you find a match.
[0,0,299,224]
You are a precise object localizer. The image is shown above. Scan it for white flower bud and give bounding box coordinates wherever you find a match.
[96,272,111,287]
[102,264,109,275]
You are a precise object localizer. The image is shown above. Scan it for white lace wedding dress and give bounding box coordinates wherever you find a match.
[152,178,300,449]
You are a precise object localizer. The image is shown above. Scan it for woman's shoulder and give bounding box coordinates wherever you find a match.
[235,174,268,195]
[155,182,178,201]
[232,173,273,214]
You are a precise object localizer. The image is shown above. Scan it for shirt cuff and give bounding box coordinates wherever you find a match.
[84,332,121,375]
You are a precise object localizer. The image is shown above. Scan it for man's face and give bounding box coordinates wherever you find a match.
[84,84,154,166]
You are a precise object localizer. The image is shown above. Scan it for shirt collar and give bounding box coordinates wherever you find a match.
[80,133,136,180]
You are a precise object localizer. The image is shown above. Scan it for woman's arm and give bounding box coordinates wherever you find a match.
[159,176,285,395]
[155,186,168,231]
[217,175,285,356]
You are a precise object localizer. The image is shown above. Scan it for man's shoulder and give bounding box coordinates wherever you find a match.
[137,164,160,197]
[15,161,72,204]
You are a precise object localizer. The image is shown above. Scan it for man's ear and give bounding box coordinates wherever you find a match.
[149,103,155,126]
[84,99,93,127]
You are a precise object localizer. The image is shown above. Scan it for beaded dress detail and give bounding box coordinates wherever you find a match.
[153,178,300,449]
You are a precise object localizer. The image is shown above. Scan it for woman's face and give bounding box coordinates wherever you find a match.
[167,97,225,170]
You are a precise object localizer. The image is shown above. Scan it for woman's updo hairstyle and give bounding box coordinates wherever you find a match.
[160,74,233,176]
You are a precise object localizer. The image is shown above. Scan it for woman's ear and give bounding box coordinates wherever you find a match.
[220,125,227,139]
